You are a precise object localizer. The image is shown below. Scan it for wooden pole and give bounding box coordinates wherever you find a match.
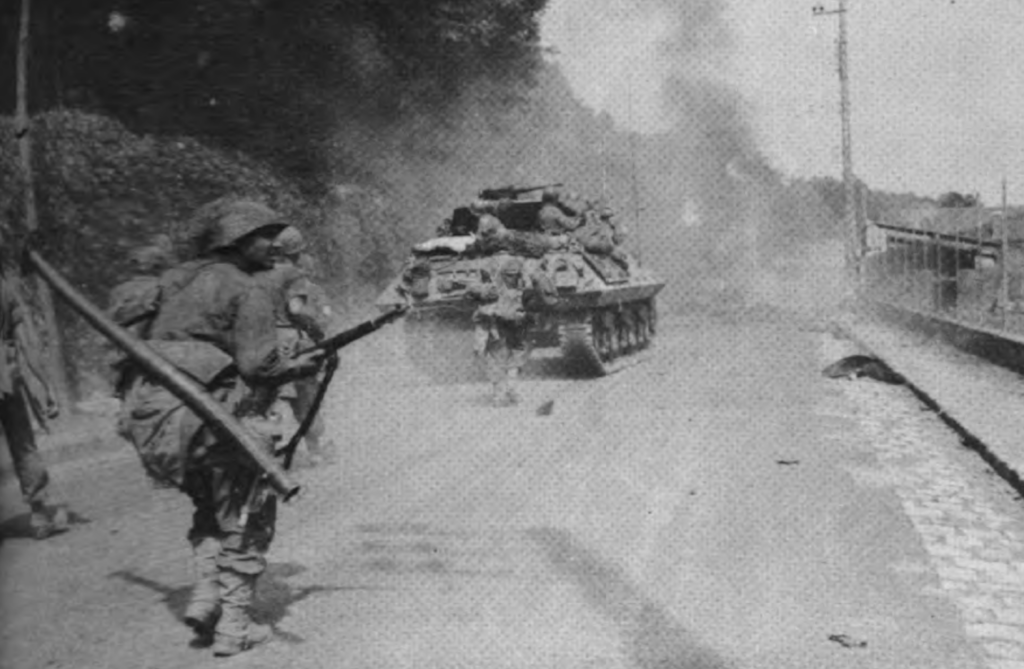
[16,0,71,411]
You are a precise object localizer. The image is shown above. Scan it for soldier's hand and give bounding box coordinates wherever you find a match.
[291,348,325,375]
[44,395,60,420]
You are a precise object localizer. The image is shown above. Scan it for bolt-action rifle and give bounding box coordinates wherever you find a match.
[478,182,563,201]
[278,305,407,470]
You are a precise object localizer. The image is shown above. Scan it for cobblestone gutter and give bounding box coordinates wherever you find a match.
[820,328,1024,669]
[836,311,1024,496]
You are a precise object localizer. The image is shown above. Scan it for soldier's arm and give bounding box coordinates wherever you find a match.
[8,280,58,416]
[234,284,321,381]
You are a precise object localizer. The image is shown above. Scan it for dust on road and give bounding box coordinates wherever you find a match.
[0,310,1012,669]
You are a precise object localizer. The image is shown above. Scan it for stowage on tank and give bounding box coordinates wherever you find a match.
[376,184,665,380]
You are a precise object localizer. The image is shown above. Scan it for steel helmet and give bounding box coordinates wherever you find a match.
[128,245,173,274]
[541,187,561,203]
[206,200,285,251]
[500,256,523,276]
[273,225,307,256]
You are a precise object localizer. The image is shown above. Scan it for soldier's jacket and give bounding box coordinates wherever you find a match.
[537,203,580,234]
[121,260,295,488]
[572,215,616,255]
[468,259,557,324]
[0,270,55,426]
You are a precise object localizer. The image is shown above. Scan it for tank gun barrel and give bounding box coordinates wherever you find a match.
[478,183,563,201]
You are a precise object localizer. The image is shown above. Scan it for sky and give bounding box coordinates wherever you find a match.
[541,0,1024,205]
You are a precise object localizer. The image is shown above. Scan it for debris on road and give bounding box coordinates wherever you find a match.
[827,633,868,649]
[536,399,555,416]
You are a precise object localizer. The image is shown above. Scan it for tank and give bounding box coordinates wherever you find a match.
[376,186,666,380]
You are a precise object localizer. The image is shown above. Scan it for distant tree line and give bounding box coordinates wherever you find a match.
[0,0,548,184]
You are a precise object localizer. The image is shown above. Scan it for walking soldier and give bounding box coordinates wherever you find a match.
[117,200,323,656]
[0,244,67,540]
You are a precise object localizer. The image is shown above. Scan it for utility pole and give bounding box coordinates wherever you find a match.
[16,0,71,410]
[814,0,862,283]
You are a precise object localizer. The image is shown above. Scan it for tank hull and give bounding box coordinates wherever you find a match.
[378,249,665,380]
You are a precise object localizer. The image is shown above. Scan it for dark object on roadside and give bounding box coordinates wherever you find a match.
[822,355,905,385]
[537,399,555,416]
[827,633,867,649]
[776,459,800,466]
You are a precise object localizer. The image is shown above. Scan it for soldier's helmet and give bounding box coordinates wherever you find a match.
[541,187,561,203]
[599,206,616,220]
[469,199,490,215]
[206,200,285,252]
[273,225,307,257]
[500,257,524,277]
[129,245,174,274]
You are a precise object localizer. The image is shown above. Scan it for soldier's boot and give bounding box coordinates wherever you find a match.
[28,500,57,540]
[184,537,222,642]
[211,569,272,657]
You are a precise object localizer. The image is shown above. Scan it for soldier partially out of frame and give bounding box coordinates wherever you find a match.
[0,239,68,540]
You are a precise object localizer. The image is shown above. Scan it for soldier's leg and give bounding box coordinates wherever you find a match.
[475,322,504,403]
[489,337,513,406]
[502,322,529,405]
[0,390,55,539]
[182,469,224,642]
[207,465,276,657]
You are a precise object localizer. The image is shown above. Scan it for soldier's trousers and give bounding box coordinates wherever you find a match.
[474,319,529,386]
[184,460,276,577]
[0,383,49,505]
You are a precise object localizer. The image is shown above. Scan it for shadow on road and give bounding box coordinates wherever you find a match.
[527,526,736,669]
[109,561,348,645]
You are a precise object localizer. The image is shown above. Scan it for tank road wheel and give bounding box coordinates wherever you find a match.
[634,303,651,349]
[619,309,637,355]
[600,311,618,361]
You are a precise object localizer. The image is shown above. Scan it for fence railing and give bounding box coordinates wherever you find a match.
[859,210,1024,343]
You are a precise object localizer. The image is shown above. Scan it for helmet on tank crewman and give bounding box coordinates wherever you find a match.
[273,225,307,257]
[128,245,173,274]
[500,256,524,277]
[206,200,286,251]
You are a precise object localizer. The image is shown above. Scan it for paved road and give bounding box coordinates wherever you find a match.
[2,312,1022,668]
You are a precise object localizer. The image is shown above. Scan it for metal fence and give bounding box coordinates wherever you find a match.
[859,207,1024,342]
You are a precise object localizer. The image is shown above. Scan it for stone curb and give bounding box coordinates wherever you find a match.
[833,312,1024,497]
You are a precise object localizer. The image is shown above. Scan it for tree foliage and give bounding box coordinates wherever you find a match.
[0,0,548,181]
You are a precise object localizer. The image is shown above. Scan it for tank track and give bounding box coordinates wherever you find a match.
[557,299,656,376]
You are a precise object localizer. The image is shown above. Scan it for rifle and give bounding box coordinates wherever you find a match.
[478,182,563,201]
[279,305,407,469]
